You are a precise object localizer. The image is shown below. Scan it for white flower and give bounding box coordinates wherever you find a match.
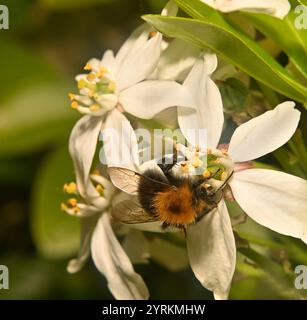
[69,2,196,175]
[200,0,291,19]
[107,54,307,300]
[176,55,307,299]
[62,168,150,300]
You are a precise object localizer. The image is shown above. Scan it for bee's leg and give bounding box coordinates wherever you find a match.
[196,205,216,223]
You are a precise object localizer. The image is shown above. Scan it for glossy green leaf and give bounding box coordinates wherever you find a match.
[241,8,307,79]
[143,0,307,105]
[0,82,78,156]
[31,145,80,259]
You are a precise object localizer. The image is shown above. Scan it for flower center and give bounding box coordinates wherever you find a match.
[69,61,118,115]
[174,146,234,189]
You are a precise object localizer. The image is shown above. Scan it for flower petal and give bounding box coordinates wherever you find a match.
[101,109,139,169]
[119,80,195,119]
[153,38,200,82]
[178,55,224,149]
[67,217,97,273]
[187,201,236,299]
[69,115,102,198]
[200,0,290,19]
[228,102,300,162]
[116,25,162,91]
[230,169,307,243]
[91,213,149,300]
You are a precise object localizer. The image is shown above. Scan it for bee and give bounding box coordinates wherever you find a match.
[109,154,233,232]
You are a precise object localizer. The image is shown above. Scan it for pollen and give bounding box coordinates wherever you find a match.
[84,63,92,71]
[87,73,97,81]
[203,170,211,178]
[203,183,211,189]
[207,148,212,154]
[95,184,104,196]
[68,93,75,101]
[63,182,77,194]
[89,104,101,112]
[67,198,78,207]
[78,79,87,90]
[149,31,157,38]
[71,101,79,109]
[192,157,203,168]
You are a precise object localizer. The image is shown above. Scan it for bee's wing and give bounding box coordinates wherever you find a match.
[108,167,141,195]
[112,197,159,224]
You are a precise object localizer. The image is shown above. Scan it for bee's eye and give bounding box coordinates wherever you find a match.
[197,187,208,198]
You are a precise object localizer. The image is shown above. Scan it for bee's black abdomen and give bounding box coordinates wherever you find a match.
[137,169,170,217]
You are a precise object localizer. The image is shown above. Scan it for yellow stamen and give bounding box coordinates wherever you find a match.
[203,170,211,178]
[71,101,79,109]
[84,63,92,71]
[77,79,87,90]
[89,104,101,112]
[95,184,104,195]
[203,183,211,189]
[61,203,68,211]
[207,148,212,154]
[149,31,157,38]
[192,157,203,168]
[87,72,97,81]
[73,207,81,214]
[63,182,77,194]
[97,67,108,78]
[92,169,101,176]
[68,93,75,101]
[67,198,78,207]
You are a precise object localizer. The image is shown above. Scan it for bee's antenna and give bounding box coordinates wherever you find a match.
[215,170,234,194]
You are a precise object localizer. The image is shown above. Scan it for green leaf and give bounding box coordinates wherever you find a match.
[31,145,80,259]
[0,82,78,156]
[40,0,117,10]
[297,0,307,5]
[143,0,307,105]
[219,77,249,113]
[241,9,307,79]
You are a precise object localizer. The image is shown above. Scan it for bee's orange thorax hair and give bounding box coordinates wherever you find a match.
[153,184,196,226]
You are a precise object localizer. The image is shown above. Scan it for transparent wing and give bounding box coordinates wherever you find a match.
[108,167,141,195]
[112,197,159,224]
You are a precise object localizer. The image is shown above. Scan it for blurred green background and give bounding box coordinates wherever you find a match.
[0,0,306,300]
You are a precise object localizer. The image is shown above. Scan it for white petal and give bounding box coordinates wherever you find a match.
[187,201,236,299]
[100,109,139,169]
[228,102,300,162]
[200,0,290,19]
[119,80,195,119]
[91,214,149,300]
[230,169,307,243]
[178,56,224,149]
[153,38,200,82]
[116,25,162,91]
[69,115,103,198]
[122,230,150,264]
[67,217,97,273]
[101,50,116,73]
